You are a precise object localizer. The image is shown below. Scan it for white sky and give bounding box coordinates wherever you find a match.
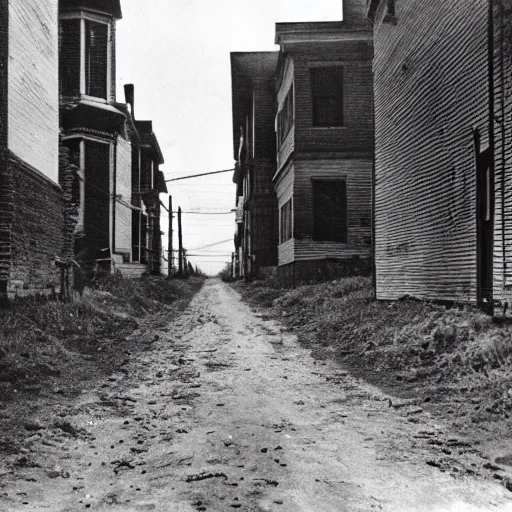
[116,0,343,275]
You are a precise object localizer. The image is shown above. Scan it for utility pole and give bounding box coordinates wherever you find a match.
[168,196,173,277]
[178,206,183,276]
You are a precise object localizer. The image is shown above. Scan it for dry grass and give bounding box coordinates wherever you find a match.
[234,275,512,423]
[0,275,204,390]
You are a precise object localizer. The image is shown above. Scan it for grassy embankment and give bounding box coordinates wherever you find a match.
[0,275,204,398]
[233,276,512,433]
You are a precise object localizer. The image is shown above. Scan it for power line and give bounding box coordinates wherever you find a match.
[189,238,233,251]
[166,168,234,182]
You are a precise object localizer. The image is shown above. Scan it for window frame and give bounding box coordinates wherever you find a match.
[280,198,293,244]
[310,66,344,128]
[59,11,112,102]
[276,83,294,147]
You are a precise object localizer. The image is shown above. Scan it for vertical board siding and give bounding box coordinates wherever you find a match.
[8,0,59,183]
[373,0,489,302]
[293,158,372,261]
[115,135,132,256]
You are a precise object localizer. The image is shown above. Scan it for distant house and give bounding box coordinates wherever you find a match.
[59,1,167,278]
[368,0,512,312]
[133,118,167,276]
[0,0,73,300]
[231,52,279,279]
[273,14,373,285]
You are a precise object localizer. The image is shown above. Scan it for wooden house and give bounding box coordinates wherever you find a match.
[368,0,512,312]
[231,52,279,279]
[59,1,167,278]
[273,13,374,285]
[0,0,74,300]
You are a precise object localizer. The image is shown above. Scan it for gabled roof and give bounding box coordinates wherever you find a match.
[135,121,165,165]
[59,0,122,19]
[230,52,279,162]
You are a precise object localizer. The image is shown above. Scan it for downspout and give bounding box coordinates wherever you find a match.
[488,0,495,312]
[111,135,117,265]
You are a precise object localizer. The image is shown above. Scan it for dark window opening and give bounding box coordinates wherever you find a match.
[280,199,293,243]
[313,180,347,242]
[85,20,108,99]
[311,67,344,127]
[59,19,81,97]
[277,86,294,146]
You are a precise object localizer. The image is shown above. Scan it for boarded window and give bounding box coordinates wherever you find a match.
[277,86,294,146]
[85,20,108,99]
[311,67,344,127]
[313,180,347,242]
[280,198,293,243]
[59,19,81,97]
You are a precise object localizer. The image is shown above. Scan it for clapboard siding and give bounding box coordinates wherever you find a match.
[293,158,372,261]
[277,56,295,171]
[8,0,59,183]
[373,0,489,302]
[492,0,512,303]
[278,238,295,266]
[115,135,132,256]
[274,22,374,273]
[292,43,373,155]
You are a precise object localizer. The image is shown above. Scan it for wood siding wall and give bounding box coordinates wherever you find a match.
[8,0,59,183]
[277,57,295,171]
[115,135,132,257]
[292,41,373,156]
[493,0,512,303]
[373,0,489,302]
[293,158,371,261]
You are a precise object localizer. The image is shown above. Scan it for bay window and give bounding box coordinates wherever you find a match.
[59,15,111,100]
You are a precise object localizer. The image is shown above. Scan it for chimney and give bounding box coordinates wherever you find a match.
[124,84,135,119]
[342,0,369,26]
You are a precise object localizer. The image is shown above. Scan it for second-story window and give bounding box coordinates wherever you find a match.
[85,21,108,99]
[59,16,110,100]
[311,67,344,127]
[277,85,294,147]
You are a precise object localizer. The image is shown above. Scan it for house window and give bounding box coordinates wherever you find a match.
[85,21,108,99]
[280,198,293,243]
[59,16,110,100]
[277,85,294,146]
[311,67,344,127]
[59,19,81,97]
[313,180,347,242]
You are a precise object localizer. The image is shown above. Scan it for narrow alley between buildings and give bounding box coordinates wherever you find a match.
[1,280,512,512]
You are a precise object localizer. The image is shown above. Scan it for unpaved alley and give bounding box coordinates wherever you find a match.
[1,279,512,512]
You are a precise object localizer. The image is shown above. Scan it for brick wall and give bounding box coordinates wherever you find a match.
[7,154,66,298]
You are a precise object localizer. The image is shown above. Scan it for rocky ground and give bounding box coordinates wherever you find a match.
[1,279,512,511]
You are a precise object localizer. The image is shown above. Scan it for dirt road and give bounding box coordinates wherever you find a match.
[1,279,512,511]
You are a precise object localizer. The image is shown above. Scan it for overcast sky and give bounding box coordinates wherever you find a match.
[116,0,343,275]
